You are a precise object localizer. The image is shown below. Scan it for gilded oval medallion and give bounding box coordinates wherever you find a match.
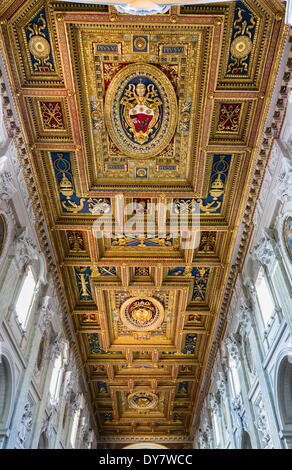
[120,296,164,331]
[28,35,51,59]
[230,35,252,59]
[104,63,178,158]
[128,391,158,410]
[133,37,147,50]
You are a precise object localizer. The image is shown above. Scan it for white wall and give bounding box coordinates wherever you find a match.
[193,37,292,450]
[0,70,96,450]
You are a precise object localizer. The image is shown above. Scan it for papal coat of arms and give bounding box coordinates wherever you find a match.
[120,296,165,331]
[121,78,162,145]
[104,64,178,158]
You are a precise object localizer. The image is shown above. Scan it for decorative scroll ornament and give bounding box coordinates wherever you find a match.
[120,296,164,331]
[198,423,212,449]
[41,403,58,440]
[104,63,177,158]
[50,333,67,360]
[227,5,256,75]
[82,429,93,449]
[209,392,221,415]
[275,157,292,203]
[0,156,16,201]
[198,429,207,449]
[225,334,240,362]
[82,430,89,449]
[17,401,33,447]
[255,397,271,447]
[232,394,248,432]
[111,234,172,248]
[70,392,82,415]
[78,413,89,444]
[128,391,158,409]
[217,372,227,397]
[237,301,253,331]
[36,295,57,333]
[25,9,55,73]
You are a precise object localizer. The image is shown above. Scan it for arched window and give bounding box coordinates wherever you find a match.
[0,356,12,425]
[37,431,48,449]
[49,355,63,404]
[277,356,292,426]
[255,267,274,326]
[15,266,36,329]
[229,354,240,397]
[241,430,252,449]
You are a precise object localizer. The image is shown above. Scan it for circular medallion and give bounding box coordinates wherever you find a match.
[128,391,158,409]
[133,37,147,50]
[120,296,164,331]
[230,35,252,59]
[104,63,178,158]
[28,35,51,59]
[91,109,101,121]
[181,112,190,123]
[136,168,147,177]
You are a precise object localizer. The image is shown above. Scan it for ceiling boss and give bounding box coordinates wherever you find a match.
[104,63,178,158]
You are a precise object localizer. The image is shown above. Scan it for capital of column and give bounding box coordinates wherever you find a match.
[225,333,240,362]
[12,228,38,272]
[254,228,279,267]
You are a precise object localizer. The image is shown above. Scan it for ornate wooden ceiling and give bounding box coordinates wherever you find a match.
[0,0,286,441]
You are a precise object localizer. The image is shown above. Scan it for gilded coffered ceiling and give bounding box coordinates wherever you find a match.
[0,0,287,441]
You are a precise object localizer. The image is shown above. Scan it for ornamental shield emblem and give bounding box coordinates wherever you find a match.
[121,78,162,145]
[104,63,178,158]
